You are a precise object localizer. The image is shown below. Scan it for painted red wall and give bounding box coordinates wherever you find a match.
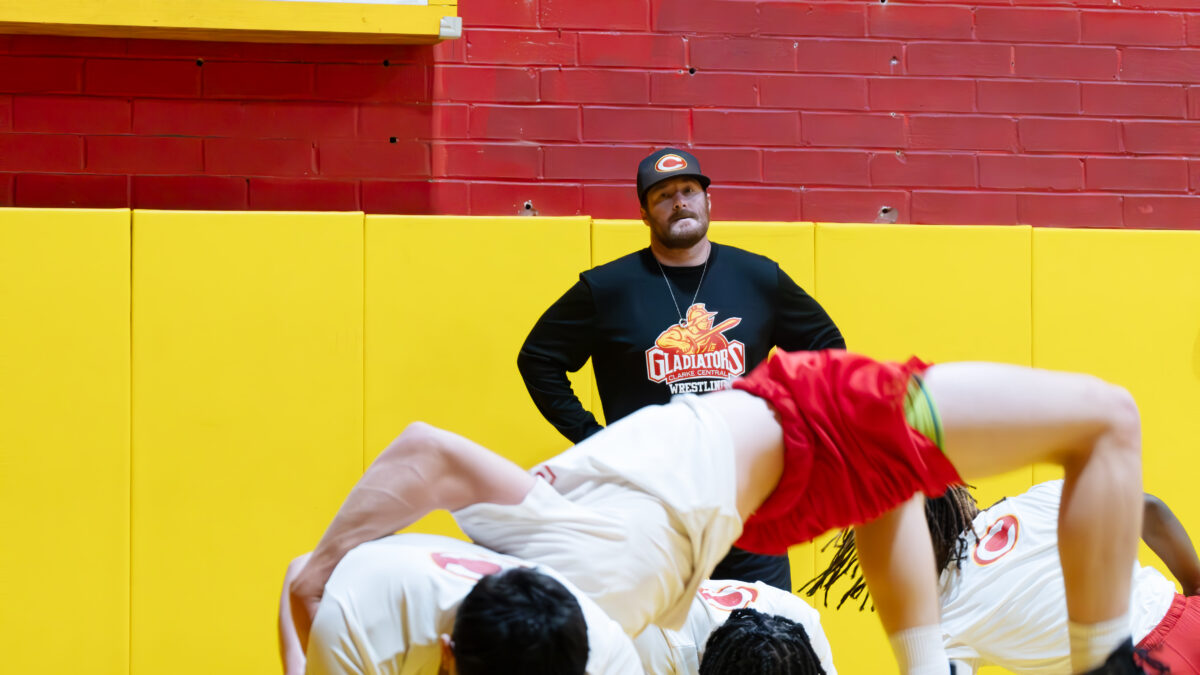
[2,0,1200,227]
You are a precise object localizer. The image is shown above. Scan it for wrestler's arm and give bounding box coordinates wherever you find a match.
[1142,493,1200,595]
[290,423,535,648]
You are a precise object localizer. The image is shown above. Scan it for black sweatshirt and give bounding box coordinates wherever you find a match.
[518,243,845,444]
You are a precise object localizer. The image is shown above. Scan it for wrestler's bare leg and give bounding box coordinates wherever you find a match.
[711,386,950,673]
[924,363,1141,674]
[846,363,1139,674]
[853,495,941,632]
[711,364,1140,673]
[290,422,535,648]
[924,362,1141,625]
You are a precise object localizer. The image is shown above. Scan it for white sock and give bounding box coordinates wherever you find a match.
[888,624,950,675]
[1067,614,1130,673]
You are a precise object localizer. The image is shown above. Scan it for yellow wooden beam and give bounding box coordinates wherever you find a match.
[0,0,459,44]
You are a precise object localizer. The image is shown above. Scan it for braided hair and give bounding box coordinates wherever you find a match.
[699,608,827,675]
[799,485,982,611]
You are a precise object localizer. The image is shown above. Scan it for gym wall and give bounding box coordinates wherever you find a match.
[2,209,1199,674]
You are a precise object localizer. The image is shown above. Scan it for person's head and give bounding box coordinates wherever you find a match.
[443,567,589,675]
[699,608,826,675]
[637,148,712,251]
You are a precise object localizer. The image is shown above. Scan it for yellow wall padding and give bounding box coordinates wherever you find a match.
[1033,228,1200,576]
[814,223,1034,675]
[0,208,130,674]
[6,209,1200,675]
[366,215,593,538]
[130,211,364,675]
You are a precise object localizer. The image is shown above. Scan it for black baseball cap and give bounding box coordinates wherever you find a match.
[636,148,711,204]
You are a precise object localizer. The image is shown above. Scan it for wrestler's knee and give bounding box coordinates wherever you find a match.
[391,421,457,455]
[375,421,451,471]
[396,420,438,443]
[1098,382,1140,450]
[1074,380,1140,461]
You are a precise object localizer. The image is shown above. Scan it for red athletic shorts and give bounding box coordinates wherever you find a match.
[730,349,962,555]
[1137,593,1200,674]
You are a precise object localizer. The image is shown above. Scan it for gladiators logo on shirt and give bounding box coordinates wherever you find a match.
[645,303,746,394]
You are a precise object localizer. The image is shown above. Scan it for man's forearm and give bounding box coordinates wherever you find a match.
[517,279,601,442]
[518,351,603,443]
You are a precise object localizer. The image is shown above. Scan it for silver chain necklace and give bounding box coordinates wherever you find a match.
[655,256,708,327]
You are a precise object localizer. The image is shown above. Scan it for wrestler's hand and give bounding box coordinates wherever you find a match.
[288,560,331,651]
[280,553,313,673]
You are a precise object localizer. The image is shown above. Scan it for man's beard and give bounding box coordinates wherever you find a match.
[658,211,709,249]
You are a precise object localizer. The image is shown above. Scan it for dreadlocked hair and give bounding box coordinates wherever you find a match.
[797,528,869,611]
[699,608,826,675]
[798,485,981,612]
[927,485,980,574]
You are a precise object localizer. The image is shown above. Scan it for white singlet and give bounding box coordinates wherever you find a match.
[939,480,1176,674]
[634,580,838,675]
[455,394,745,636]
[306,534,643,675]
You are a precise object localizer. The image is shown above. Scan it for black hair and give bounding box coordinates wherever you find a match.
[451,567,589,675]
[700,608,826,675]
[799,485,981,611]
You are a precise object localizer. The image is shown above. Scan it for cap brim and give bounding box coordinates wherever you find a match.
[639,172,711,202]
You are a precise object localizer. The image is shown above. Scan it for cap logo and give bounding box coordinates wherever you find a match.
[655,154,687,173]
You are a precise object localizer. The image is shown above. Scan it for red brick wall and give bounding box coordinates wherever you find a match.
[3,0,1200,227]
[0,34,449,212]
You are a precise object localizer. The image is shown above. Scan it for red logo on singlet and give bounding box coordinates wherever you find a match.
[699,584,759,611]
[431,552,504,581]
[972,515,1020,566]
